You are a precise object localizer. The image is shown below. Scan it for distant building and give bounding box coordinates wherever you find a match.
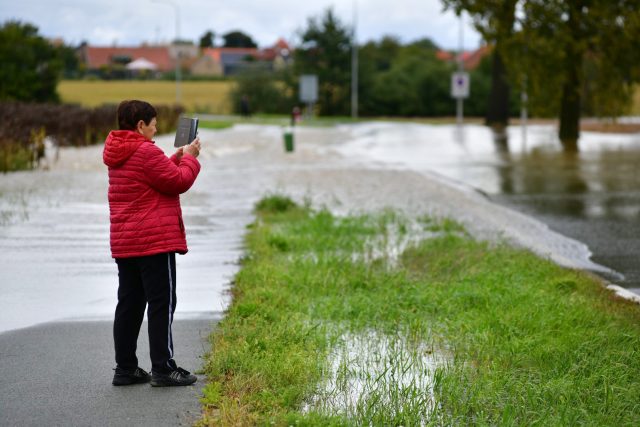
[79,38,292,78]
[190,54,223,76]
[436,45,492,70]
[80,45,174,73]
[192,38,293,77]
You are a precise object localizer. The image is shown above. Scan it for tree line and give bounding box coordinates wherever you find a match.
[233,3,639,149]
[233,9,511,119]
[442,0,640,149]
[2,0,639,150]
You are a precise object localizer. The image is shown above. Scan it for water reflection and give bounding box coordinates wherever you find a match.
[492,128,640,221]
[338,122,640,290]
[488,126,640,291]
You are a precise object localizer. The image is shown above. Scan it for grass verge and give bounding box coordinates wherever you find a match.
[198,120,235,130]
[199,195,640,425]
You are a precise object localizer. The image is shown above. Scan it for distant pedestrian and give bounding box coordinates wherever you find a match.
[291,106,301,126]
[240,94,251,117]
[103,100,201,387]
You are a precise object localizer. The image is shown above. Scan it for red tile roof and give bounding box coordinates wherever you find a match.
[436,45,492,70]
[273,38,290,51]
[201,39,292,63]
[201,47,259,62]
[82,46,173,71]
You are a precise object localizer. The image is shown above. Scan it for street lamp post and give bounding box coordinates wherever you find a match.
[351,0,359,119]
[457,12,464,126]
[152,0,181,103]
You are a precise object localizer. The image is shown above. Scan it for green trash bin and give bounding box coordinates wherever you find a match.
[283,128,294,152]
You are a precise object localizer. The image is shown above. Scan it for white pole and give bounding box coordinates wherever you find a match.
[457,12,464,126]
[351,0,359,119]
[521,76,528,150]
[153,0,181,103]
[174,3,181,104]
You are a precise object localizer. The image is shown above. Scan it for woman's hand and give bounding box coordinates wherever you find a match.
[174,147,184,161]
[184,137,201,158]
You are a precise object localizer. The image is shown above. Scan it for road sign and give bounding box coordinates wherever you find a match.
[451,72,470,99]
[299,75,318,103]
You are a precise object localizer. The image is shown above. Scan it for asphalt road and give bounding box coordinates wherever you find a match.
[0,318,216,427]
[494,192,640,293]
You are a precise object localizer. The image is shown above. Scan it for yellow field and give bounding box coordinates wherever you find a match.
[58,80,235,113]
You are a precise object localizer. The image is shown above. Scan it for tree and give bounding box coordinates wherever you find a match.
[358,36,402,115]
[363,39,456,116]
[57,44,80,79]
[443,0,640,149]
[230,69,293,114]
[222,31,257,48]
[514,0,640,149]
[294,8,352,116]
[0,21,62,102]
[442,0,518,129]
[199,30,215,48]
[360,36,402,74]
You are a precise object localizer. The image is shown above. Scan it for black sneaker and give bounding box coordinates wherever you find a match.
[150,366,197,387]
[112,366,151,386]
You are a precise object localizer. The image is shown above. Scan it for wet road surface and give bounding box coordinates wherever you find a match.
[336,122,640,293]
[0,319,213,426]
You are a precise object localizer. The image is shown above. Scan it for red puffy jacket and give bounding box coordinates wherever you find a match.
[103,130,201,258]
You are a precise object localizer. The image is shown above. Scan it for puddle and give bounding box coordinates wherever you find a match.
[303,329,450,423]
[361,216,465,268]
[290,216,459,271]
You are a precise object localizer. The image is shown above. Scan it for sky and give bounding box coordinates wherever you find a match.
[1,0,481,50]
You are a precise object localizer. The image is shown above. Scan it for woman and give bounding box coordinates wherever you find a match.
[103,100,201,387]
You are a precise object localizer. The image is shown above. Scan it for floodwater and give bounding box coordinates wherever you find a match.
[303,329,448,422]
[0,131,262,333]
[336,122,640,293]
[2,122,638,334]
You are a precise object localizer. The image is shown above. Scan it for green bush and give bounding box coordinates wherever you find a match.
[230,69,294,115]
[0,139,32,172]
[0,21,62,103]
[254,195,299,214]
[0,101,184,172]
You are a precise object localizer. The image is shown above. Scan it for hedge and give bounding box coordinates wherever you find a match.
[0,102,183,172]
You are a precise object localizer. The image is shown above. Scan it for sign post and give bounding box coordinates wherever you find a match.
[299,74,318,118]
[451,71,470,126]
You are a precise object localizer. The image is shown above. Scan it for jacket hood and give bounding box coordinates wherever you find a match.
[103,130,149,168]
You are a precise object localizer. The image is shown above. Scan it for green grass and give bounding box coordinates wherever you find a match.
[198,120,234,130]
[200,197,640,425]
[633,85,640,115]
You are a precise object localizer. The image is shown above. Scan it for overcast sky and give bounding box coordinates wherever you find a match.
[2,0,481,50]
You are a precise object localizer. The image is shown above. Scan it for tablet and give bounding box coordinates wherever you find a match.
[174,117,199,147]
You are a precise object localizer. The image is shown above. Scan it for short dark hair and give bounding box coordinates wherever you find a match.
[117,100,157,130]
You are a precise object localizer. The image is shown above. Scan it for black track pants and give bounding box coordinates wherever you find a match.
[114,252,177,373]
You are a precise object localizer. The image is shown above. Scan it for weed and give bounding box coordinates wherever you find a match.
[200,195,640,425]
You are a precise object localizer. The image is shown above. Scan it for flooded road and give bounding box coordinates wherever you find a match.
[2,122,638,334]
[0,131,263,333]
[337,122,640,293]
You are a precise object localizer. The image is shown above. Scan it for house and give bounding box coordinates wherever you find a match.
[80,45,174,73]
[436,45,492,70]
[191,38,293,77]
[190,54,223,76]
[79,43,199,76]
[259,38,293,71]
[196,47,261,76]
[79,38,292,78]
